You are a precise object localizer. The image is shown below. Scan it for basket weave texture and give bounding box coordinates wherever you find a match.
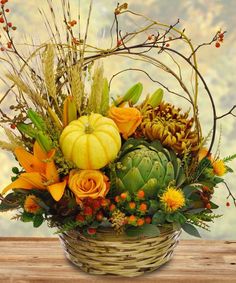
[59,226,181,277]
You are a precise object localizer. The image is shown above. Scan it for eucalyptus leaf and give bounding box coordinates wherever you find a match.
[182,223,201,238]
[33,214,44,228]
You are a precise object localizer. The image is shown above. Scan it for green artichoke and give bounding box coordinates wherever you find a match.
[111,139,185,198]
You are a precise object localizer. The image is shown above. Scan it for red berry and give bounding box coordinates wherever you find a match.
[96,212,103,221]
[101,198,109,207]
[12,26,17,31]
[215,42,221,48]
[166,43,170,47]
[109,204,116,212]
[145,216,152,224]
[206,203,211,210]
[7,22,12,27]
[83,206,93,216]
[10,124,16,129]
[0,47,5,51]
[148,35,153,40]
[92,199,101,210]
[87,228,96,235]
[5,8,9,12]
[76,214,85,222]
[7,42,12,49]
[219,33,224,39]
[117,40,122,47]
[226,202,230,207]
[0,17,4,24]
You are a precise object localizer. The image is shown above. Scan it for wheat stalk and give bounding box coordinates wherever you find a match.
[43,44,57,100]
[69,64,84,114]
[6,74,48,109]
[88,64,104,113]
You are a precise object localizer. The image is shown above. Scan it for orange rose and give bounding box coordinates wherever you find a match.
[68,169,110,203]
[108,106,142,139]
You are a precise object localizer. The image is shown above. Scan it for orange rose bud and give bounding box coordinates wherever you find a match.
[76,214,85,222]
[87,228,97,235]
[137,190,145,199]
[128,215,137,224]
[108,106,142,139]
[137,218,145,226]
[139,203,147,212]
[129,202,136,209]
[109,204,116,212]
[115,196,120,203]
[145,216,152,224]
[120,192,128,200]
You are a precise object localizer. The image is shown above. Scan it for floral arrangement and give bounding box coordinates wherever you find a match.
[0,1,235,240]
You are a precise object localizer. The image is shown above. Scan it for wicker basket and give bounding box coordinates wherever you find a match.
[59,226,181,277]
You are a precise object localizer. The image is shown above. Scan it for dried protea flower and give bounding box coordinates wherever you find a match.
[140,102,199,154]
[110,209,126,234]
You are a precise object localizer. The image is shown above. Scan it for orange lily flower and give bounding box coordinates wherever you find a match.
[2,142,67,201]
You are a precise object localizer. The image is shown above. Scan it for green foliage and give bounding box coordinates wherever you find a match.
[181,222,201,238]
[223,153,236,163]
[33,214,44,228]
[100,78,110,115]
[55,219,79,234]
[126,224,160,238]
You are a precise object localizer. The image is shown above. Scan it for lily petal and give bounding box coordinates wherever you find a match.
[45,160,59,183]
[33,142,48,161]
[1,177,34,195]
[47,180,67,201]
[20,172,46,190]
[14,147,45,174]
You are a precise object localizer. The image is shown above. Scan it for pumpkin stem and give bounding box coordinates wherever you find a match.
[84,123,94,134]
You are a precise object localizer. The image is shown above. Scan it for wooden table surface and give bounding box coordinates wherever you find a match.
[0,237,235,283]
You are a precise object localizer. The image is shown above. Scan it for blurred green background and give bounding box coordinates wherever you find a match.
[0,0,235,239]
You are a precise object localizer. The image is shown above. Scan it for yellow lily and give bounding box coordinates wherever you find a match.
[2,142,67,201]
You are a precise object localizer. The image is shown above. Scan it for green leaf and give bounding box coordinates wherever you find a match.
[209,201,219,209]
[21,211,34,222]
[27,109,47,131]
[226,166,234,173]
[152,211,166,225]
[183,185,200,198]
[33,214,44,228]
[182,223,201,238]
[148,200,160,214]
[17,123,37,138]
[126,224,160,238]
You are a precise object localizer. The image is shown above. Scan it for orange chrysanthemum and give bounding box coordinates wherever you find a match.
[24,195,41,214]
[212,159,227,176]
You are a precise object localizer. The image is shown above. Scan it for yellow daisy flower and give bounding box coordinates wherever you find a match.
[24,195,41,214]
[212,159,227,176]
[160,187,185,213]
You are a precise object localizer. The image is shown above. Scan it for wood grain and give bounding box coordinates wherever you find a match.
[0,238,235,283]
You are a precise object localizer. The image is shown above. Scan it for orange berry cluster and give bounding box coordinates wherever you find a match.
[113,190,153,227]
[68,20,77,27]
